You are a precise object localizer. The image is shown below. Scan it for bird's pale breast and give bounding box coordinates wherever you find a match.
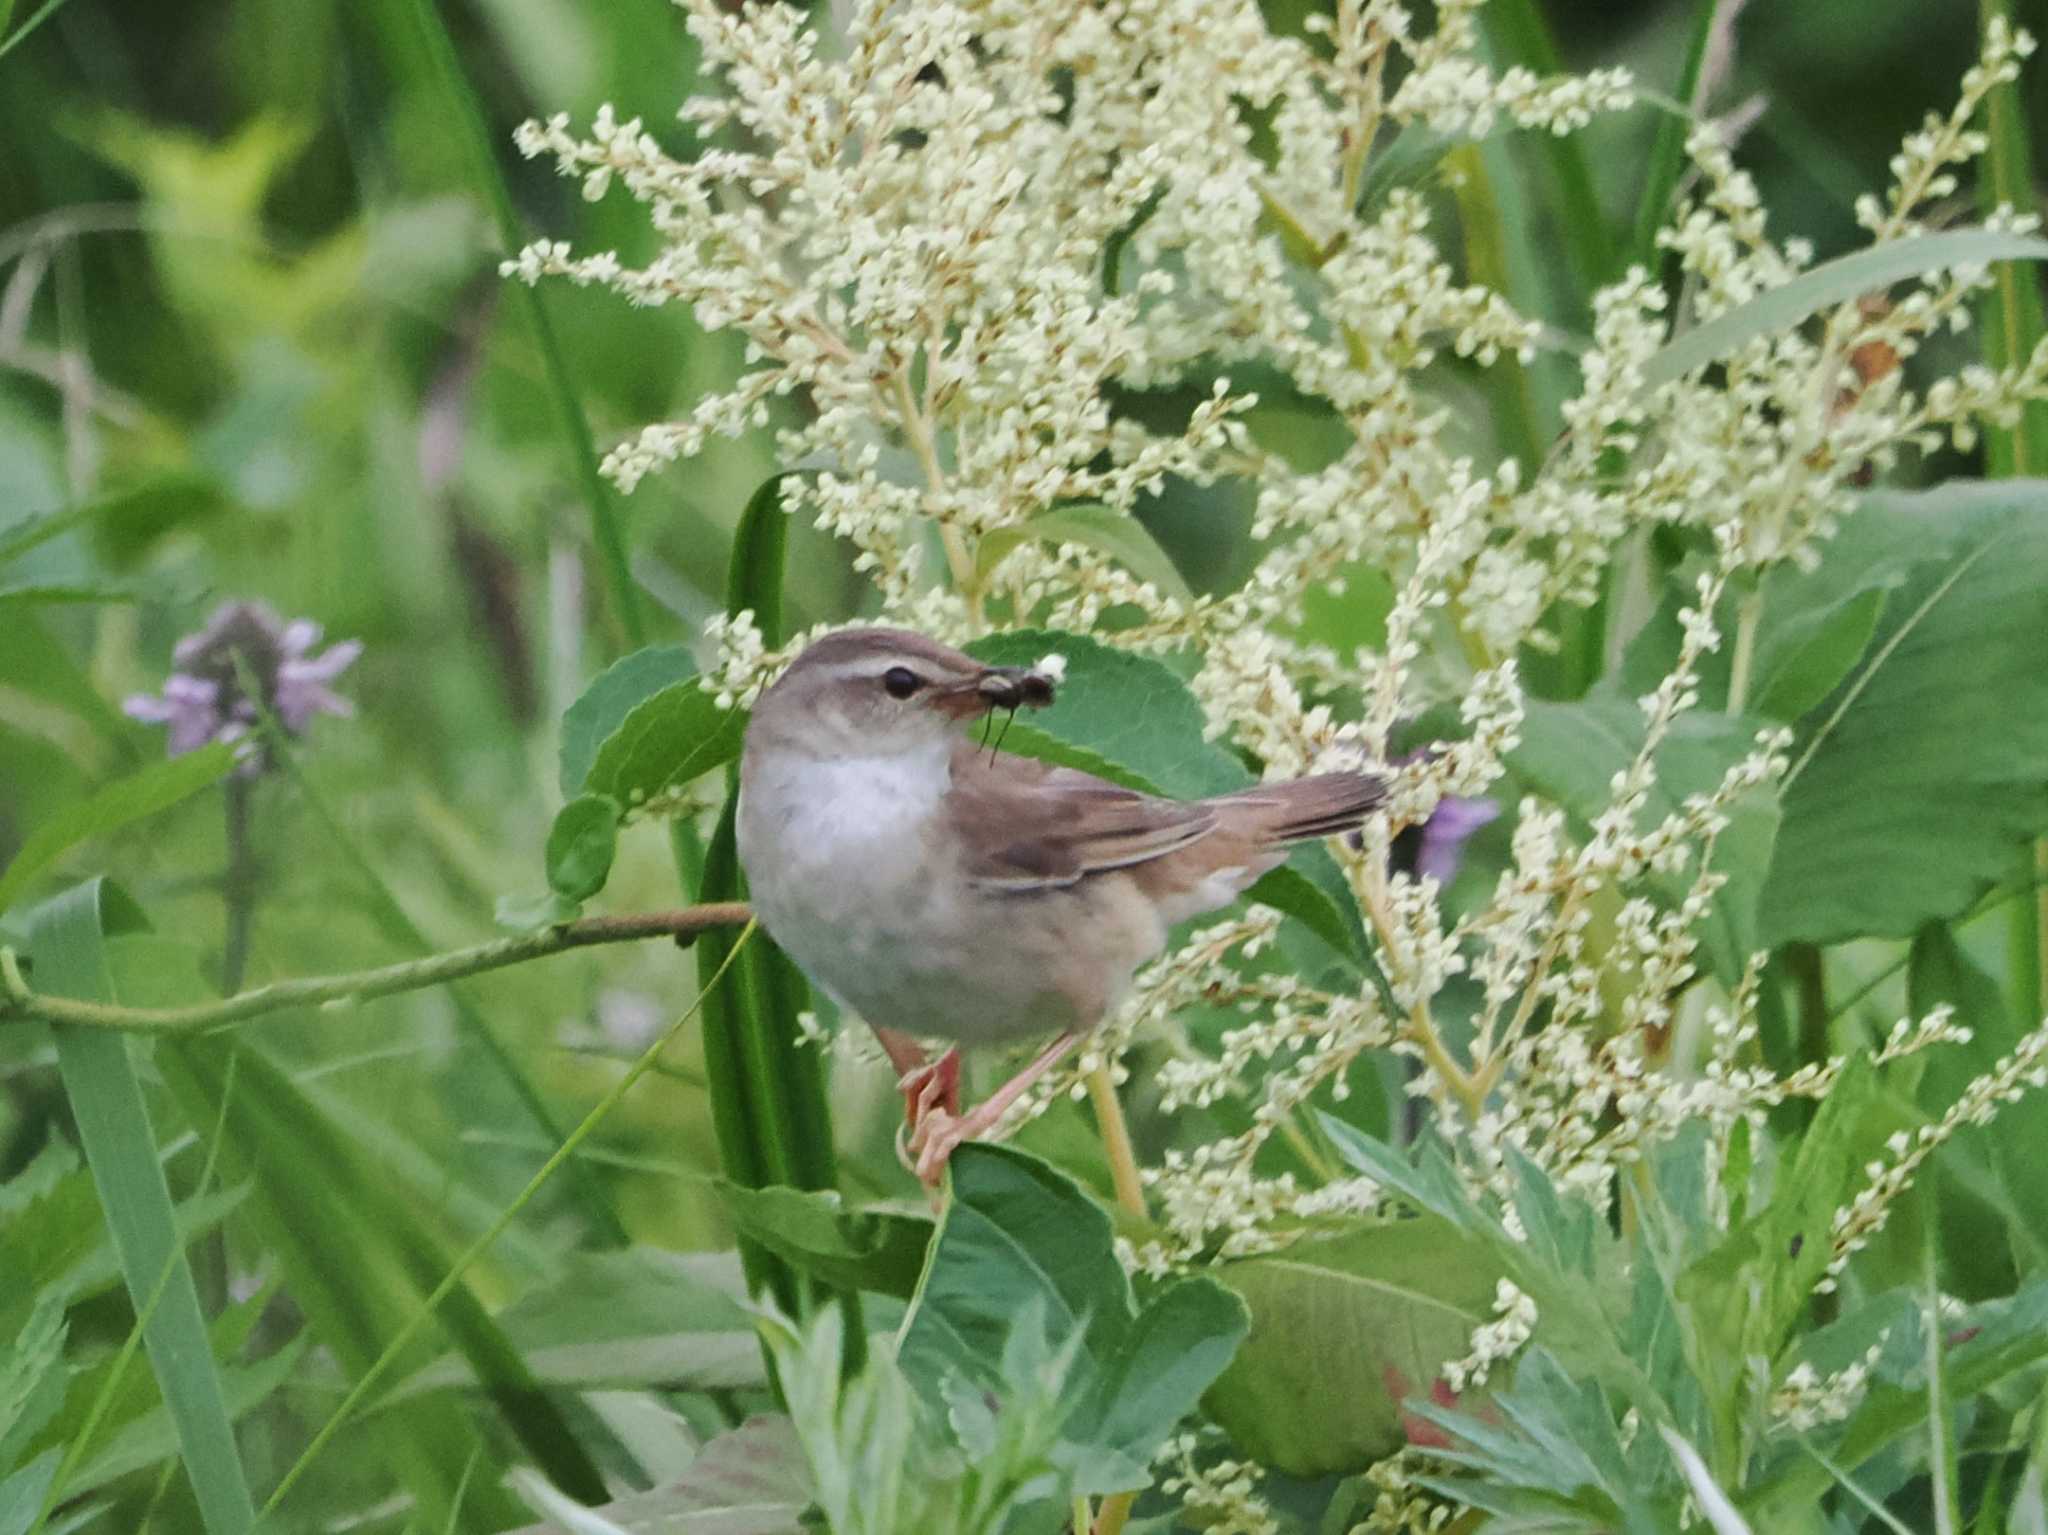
[737,744,1161,1045]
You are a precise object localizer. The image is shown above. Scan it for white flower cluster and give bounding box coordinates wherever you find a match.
[1442,1278,1538,1392]
[1824,1010,2048,1291]
[1770,1344,1884,1434]
[511,4,2048,1508]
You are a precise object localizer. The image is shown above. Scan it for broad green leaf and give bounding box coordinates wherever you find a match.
[1244,851,1372,972]
[1750,586,1886,723]
[559,645,696,797]
[28,880,256,1535]
[717,1184,932,1300]
[1642,230,2048,390]
[1760,483,2048,946]
[1205,1215,1501,1473]
[974,504,1193,603]
[505,1415,811,1535]
[0,743,234,916]
[898,1145,1248,1495]
[585,679,747,815]
[545,793,620,901]
[1511,694,1780,982]
[964,630,1249,799]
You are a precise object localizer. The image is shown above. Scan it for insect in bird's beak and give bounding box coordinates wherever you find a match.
[972,665,1056,760]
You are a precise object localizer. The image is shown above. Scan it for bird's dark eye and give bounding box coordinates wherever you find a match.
[882,666,922,699]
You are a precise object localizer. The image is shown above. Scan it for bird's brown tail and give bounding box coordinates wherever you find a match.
[1217,771,1386,845]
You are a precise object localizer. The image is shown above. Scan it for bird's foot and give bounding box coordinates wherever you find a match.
[893,1049,962,1181]
[904,1098,1007,1190]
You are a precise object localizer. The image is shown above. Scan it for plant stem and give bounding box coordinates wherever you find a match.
[1093,1493,1135,1535]
[0,905,751,1036]
[1085,1064,1146,1218]
[220,776,256,994]
[1725,585,1764,716]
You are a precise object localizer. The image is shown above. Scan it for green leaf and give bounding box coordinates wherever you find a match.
[585,679,747,815]
[1511,694,1780,982]
[1682,1052,1881,1359]
[1205,1216,1502,1474]
[1641,229,2048,391]
[0,1299,68,1473]
[0,743,234,917]
[717,1184,933,1300]
[1244,850,1372,972]
[545,794,620,901]
[1760,483,2048,946]
[505,1415,811,1535]
[559,645,697,797]
[898,1144,1248,1495]
[1750,587,1887,723]
[728,473,799,647]
[975,504,1193,603]
[963,630,1249,798]
[1909,920,2048,1275]
[28,880,256,1535]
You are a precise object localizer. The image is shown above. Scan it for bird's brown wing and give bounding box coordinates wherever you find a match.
[945,741,1218,891]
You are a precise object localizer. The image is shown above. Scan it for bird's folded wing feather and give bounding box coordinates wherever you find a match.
[946,742,1217,890]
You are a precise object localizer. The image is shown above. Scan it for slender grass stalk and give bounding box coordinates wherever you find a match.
[400,0,646,650]
[249,690,633,1246]
[1975,0,2048,1027]
[1630,0,1723,275]
[1479,0,1615,305]
[34,880,257,1535]
[258,922,760,1524]
[29,1054,240,1535]
[220,777,255,994]
[1085,1066,1146,1219]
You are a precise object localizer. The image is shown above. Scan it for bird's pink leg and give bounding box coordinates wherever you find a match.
[909,1031,1081,1189]
[874,1026,963,1177]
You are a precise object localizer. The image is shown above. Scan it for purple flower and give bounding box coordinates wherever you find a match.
[1384,745,1501,886]
[124,601,360,774]
[1409,794,1500,883]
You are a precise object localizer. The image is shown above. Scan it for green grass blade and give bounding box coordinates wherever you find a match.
[399,0,645,650]
[1975,0,2048,1028]
[30,879,256,1535]
[1628,0,1720,274]
[259,713,630,1248]
[1480,0,1615,304]
[257,924,758,1522]
[0,744,234,917]
[1643,228,2048,390]
[158,1042,530,1533]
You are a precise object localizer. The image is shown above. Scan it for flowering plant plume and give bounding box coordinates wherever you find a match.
[512,3,2048,1527]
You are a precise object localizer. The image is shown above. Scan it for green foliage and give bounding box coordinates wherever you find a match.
[1207,1215,1501,1472]
[1761,483,2048,945]
[899,1146,1249,1495]
[0,748,233,918]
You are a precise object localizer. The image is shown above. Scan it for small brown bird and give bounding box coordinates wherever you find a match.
[736,627,1384,1184]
